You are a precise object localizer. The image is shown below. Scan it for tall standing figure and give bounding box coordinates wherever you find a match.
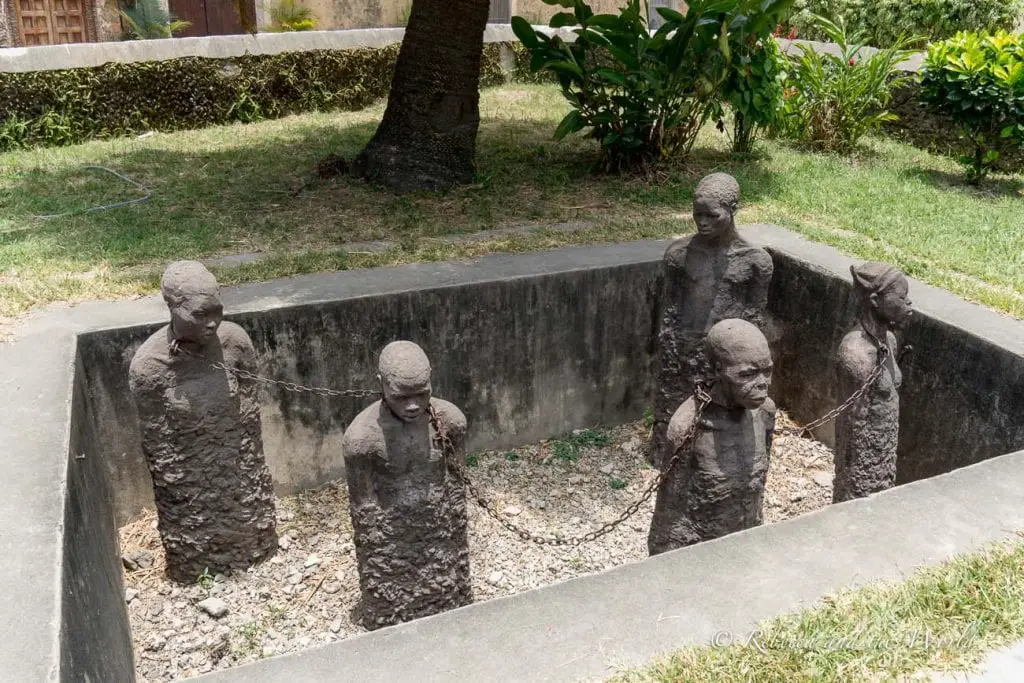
[343,341,472,629]
[833,262,913,503]
[129,261,277,583]
[651,173,773,468]
[648,319,776,555]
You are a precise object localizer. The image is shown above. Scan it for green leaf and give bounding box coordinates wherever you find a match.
[554,110,585,140]
[596,68,627,85]
[511,17,539,48]
[550,12,578,29]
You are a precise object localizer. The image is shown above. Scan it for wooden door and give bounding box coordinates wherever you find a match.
[15,0,54,45]
[205,0,252,35]
[50,0,87,44]
[168,0,209,38]
[169,0,253,37]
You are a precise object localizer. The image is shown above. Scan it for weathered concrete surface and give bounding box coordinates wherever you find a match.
[934,641,1024,682]
[3,228,1024,682]
[62,353,134,680]
[191,449,1024,683]
[0,25,568,73]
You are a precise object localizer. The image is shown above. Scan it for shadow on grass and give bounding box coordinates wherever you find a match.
[0,115,784,270]
[902,167,1024,200]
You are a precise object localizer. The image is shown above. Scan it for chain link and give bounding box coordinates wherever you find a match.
[433,386,712,547]
[169,340,380,399]
[777,341,897,439]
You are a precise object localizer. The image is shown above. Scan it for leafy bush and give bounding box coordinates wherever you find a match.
[513,0,794,171]
[119,0,191,40]
[0,44,519,151]
[783,0,1024,48]
[774,15,915,152]
[920,31,1024,183]
[264,0,318,32]
[722,36,788,154]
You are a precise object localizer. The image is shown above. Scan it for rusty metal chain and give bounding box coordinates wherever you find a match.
[433,386,712,547]
[169,340,380,399]
[778,342,898,439]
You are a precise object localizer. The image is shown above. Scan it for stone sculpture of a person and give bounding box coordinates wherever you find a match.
[343,341,472,629]
[128,261,277,583]
[651,173,773,468]
[648,318,775,556]
[833,262,912,503]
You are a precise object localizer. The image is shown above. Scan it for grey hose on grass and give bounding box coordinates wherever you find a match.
[34,165,152,220]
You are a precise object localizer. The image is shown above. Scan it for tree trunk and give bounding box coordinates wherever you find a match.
[354,0,492,193]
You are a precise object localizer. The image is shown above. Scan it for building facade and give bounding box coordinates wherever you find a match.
[0,0,682,48]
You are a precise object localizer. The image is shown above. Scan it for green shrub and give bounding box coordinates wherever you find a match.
[722,36,788,154]
[0,43,519,152]
[920,31,1024,183]
[775,15,915,152]
[783,0,1023,48]
[513,0,794,171]
[264,0,318,32]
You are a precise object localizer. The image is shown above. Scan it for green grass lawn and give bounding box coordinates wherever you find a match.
[612,537,1024,682]
[1,83,1022,323]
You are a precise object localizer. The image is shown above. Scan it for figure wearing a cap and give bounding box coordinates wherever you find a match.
[834,262,913,503]
[343,341,471,629]
[128,261,277,583]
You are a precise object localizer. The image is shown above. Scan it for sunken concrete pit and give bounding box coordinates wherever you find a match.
[4,224,1024,682]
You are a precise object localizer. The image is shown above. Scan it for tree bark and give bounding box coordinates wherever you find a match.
[354,0,491,193]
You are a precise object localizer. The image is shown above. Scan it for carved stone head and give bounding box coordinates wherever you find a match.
[850,262,913,330]
[161,261,223,347]
[378,341,432,422]
[706,319,773,410]
[693,172,740,239]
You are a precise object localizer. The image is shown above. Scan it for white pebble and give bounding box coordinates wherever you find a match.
[487,571,504,586]
[503,506,522,517]
[197,597,229,619]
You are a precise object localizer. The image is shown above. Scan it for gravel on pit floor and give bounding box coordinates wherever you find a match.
[121,411,836,682]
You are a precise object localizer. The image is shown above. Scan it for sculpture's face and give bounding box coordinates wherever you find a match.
[693,195,734,238]
[382,377,432,422]
[717,345,773,410]
[873,278,913,329]
[169,293,223,346]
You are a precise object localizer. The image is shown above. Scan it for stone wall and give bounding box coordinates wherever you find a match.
[0,0,16,48]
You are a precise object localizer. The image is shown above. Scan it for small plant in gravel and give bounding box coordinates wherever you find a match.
[465,454,480,467]
[610,478,628,490]
[549,427,612,463]
[196,567,214,590]
[504,451,520,461]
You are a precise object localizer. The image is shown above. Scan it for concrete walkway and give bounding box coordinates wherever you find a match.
[934,642,1024,682]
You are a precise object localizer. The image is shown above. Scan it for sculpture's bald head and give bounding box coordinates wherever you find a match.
[693,173,740,240]
[706,319,772,409]
[378,341,432,422]
[161,261,223,346]
[851,262,913,329]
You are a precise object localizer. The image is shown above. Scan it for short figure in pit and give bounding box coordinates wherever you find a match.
[651,173,773,467]
[343,341,472,629]
[833,262,913,503]
[648,319,775,556]
[128,261,277,583]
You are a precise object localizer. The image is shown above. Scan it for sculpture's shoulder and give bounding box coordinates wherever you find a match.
[758,397,777,425]
[666,397,698,445]
[663,235,695,269]
[731,239,773,272]
[430,398,467,439]
[343,401,386,461]
[837,330,877,379]
[128,327,172,394]
[217,321,256,362]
